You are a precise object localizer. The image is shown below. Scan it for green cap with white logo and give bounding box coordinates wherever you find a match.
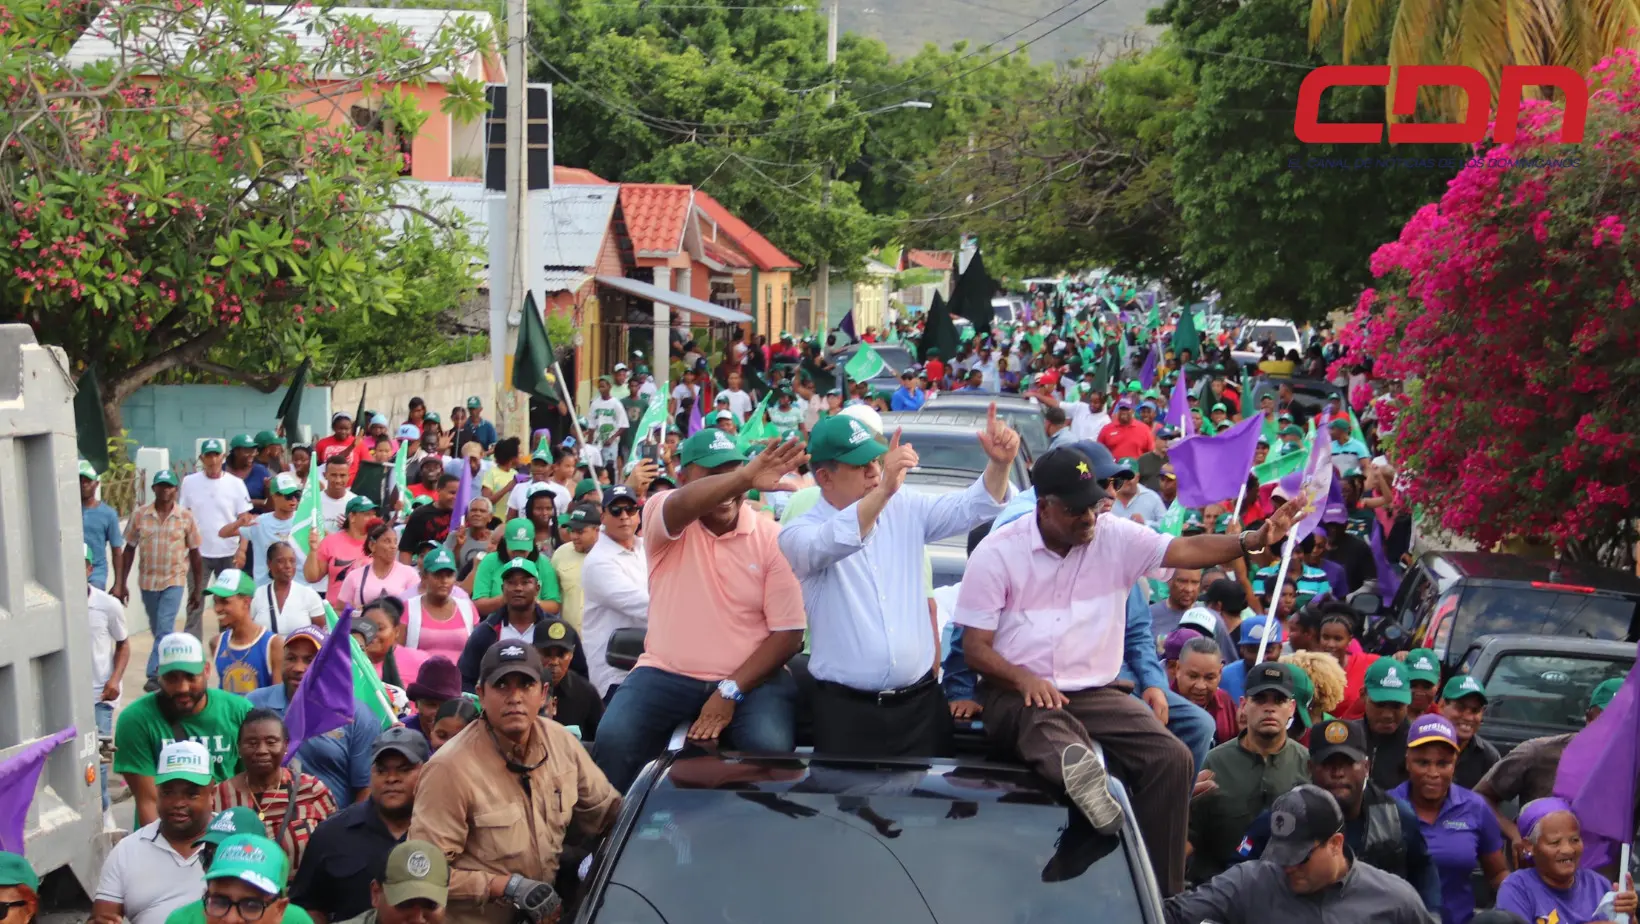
[678,428,747,469]
[200,438,225,456]
[1441,674,1488,703]
[206,834,289,896]
[270,471,302,496]
[500,557,539,581]
[806,415,885,466]
[503,518,535,552]
[421,547,457,573]
[1363,658,1412,705]
[1404,648,1441,684]
[198,807,268,847]
[79,459,99,481]
[229,433,258,451]
[154,740,213,786]
[253,430,285,448]
[156,632,207,675]
[206,568,256,599]
[152,469,180,488]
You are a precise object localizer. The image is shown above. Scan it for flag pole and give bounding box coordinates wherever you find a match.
[1254,539,1296,664]
[1621,844,1633,924]
[553,356,587,447]
[1228,479,1249,532]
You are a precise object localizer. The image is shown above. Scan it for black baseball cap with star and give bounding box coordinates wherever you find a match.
[1030,446,1109,510]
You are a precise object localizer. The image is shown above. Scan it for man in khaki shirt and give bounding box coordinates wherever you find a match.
[409,640,621,924]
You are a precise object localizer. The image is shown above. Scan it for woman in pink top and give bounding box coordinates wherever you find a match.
[305,500,375,603]
[401,547,478,663]
[335,523,420,613]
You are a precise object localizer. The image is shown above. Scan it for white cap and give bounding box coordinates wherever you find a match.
[839,404,884,438]
[614,363,629,372]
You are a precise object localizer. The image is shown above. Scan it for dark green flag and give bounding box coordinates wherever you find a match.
[275,358,311,443]
[947,250,998,332]
[353,386,367,435]
[74,367,109,473]
[512,291,559,400]
[918,291,958,363]
[1171,308,1202,359]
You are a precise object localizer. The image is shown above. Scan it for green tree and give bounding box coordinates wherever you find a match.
[1170,0,1455,321]
[0,0,491,430]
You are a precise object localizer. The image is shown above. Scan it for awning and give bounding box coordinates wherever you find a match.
[596,274,753,323]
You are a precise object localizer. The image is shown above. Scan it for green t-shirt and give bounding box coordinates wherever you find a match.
[112,689,254,782]
[167,901,316,924]
[471,551,562,603]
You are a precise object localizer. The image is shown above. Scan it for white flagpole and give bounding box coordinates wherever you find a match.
[1254,539,1296,664]
[1620,844,1633,924]
[1228,479,1249,532]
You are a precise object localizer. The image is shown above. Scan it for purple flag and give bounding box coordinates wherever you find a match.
[0,726,77,852]
[1370,517,1401,600]
[449,455,475,530]
[1291,433,1335,544]
[687,394,704,435]
[1168,371,1193,436]
[1139,343,1159,390]
[284,612,356,762]
[1169,414,1264,507]
[1555,651,1640,869]
[838,309,857,344]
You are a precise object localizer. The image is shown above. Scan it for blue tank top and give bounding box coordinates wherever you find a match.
[216,629,274,694]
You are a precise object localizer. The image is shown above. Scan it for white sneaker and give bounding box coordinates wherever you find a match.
[1062,743,1122,835]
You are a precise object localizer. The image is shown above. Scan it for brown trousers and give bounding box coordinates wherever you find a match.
[978,682,1193,896]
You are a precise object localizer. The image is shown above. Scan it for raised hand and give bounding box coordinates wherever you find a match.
[1260,493,1308,546]
[744,436,809,493]
[976,403,1020,466]
[878,429,919,497]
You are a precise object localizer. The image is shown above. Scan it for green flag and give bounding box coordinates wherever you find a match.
[275,358,311,443]
[323,604,396,732]
[1253,439,1311,484]
[918,291,959,363]
[947,250,997,332]
[844,342,887,381]
[635,379,669,440]
[290,446,325,554]
[353,386,367,439]
[1156,500,1189,537]
[736,390,775,452]
[74,367,110,473]
[1348,407,1368,448]
[511,291,558,401]
[1171,308,1202,358]
[389,435,408,509]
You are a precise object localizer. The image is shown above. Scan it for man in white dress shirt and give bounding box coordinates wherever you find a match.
[779,405,1018,757]
[580,485,649,698]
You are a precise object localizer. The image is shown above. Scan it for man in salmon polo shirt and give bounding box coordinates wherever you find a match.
[592,429,810,793]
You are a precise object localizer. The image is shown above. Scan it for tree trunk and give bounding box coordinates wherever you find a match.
[98,325,233,449]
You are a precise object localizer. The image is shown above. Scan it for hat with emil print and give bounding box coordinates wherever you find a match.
[156,632,207,675]
[805,415,885,467]
[154,739,213,787]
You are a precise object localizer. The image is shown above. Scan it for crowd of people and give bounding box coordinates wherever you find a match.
[60,288,1632,924]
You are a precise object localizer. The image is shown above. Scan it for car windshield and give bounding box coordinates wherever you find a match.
[1251,324,1295,343]
[601,768,1146,924]
[1455,587,1640,652]
[930,404,1048,458]
[1481,652,1631,728]
[845,344,912,375]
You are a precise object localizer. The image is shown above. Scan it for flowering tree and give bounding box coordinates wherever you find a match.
[1340,51,1640,560]
[0,0,492,431]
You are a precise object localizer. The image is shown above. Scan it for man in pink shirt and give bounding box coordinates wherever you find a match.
[1097,399,1156,460]
[956,445,1302,897]
[592,429,809,793]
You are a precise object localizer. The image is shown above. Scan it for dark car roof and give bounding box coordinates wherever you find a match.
[1429,551,1640,595]
[648,753,1069,805]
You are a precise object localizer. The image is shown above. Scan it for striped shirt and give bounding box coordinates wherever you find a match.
[123,504,202,591]
[213,769,338,877]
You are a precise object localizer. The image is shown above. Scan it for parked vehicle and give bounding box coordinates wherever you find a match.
[902,469,984,588]
[919,393,1049,461]
[834,342,914,398]
[1241,319,1302,353]
[1454,634,1633,755]
[1359,551,1640,680]
[878,412,1032,487]
[1246,376,1346,424]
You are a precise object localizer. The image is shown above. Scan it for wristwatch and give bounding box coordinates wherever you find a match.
[1238,529,1267,555]
[716,679,745,703]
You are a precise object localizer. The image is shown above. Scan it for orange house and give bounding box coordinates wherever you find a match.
[65,6,505,184]
[694,192,801,342]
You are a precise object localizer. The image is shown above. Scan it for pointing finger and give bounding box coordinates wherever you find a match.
[890,428,902,451]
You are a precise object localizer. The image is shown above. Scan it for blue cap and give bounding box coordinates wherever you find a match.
[1239,615,1283,646]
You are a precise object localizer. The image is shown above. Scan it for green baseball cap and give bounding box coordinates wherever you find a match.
[206,834,289,896]
[345,496,378,515]
[1279,425,1305,438]
[500,557,539,581]
[466,396,482,409]
[806,415,885,466]
[1404,648,1441,684]
[531,446,553,463]
[381,841,449,908]
[1286,663,1315,729]
[79,459,99,481]
[0,852,38,892]
[678,428,747,469]
[156,632,207,675]
[421,547,457,573]
[1363,658,1413,705]
[270,471,302,496]
[1441,674,1488,702]
[154,740,213,787]
[503,518,536,552]
[206,568,257,599]
[574,478,599,499]
[200,438,226,456]
[229,433,258,450]
[253,430,286,448]
[562,503,600,530]
[1591,677,1623,710]
[424,411,442,424]
[152,469,180,488]
[198,807,268,848]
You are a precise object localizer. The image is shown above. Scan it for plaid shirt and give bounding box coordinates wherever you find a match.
[123,503,201,591]
[214,769,339,878]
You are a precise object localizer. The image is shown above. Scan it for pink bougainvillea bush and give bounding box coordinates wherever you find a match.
[1339,51,1640,553]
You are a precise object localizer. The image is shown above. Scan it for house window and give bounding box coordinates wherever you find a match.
[795,296,810,333]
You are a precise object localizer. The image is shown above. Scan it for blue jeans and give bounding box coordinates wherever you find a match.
[95,702,114,812]
[594,666,797,793]
[141,586,185,679]
[1157,689,1214,775]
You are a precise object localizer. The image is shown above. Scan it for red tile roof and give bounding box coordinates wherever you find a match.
[553,166,611,185]
[703,237,752,269]
[905,249,954,271]
[694,192,801,271]
[619,184,694,255]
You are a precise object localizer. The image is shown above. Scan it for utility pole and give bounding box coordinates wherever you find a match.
[813,0,837,339]
[502,0,530,441]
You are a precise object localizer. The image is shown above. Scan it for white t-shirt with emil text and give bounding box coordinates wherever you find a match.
[180,471,252,559]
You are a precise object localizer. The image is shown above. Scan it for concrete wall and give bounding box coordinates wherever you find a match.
[329,359,494,433]
[121,385,333,466]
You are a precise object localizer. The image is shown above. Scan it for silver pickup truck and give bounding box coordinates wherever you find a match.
[1458,633,1633,755]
